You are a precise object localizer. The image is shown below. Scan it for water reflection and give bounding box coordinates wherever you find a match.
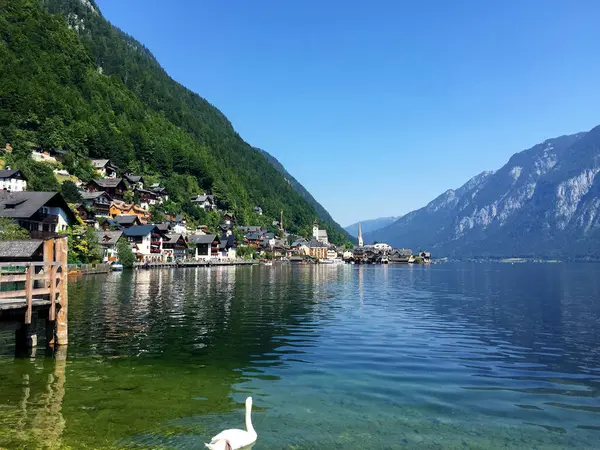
[0,346,67,449]
[0,263,599,449]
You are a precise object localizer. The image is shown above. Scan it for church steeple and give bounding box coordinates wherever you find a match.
[357,222,363,247]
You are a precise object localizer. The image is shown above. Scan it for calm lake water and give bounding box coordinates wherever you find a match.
[1,263,600,449]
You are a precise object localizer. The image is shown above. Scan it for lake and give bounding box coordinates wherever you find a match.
[1,263,599,449]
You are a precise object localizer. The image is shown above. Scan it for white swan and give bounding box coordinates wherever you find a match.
[205,396,257,450]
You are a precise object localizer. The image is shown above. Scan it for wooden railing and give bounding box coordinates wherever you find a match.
[0,237,69,347]
[0,262,66,324]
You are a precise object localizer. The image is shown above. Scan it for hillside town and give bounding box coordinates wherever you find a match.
[0,156,429,266]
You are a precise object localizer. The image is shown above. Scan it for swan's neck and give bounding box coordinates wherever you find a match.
[245,403,256,436]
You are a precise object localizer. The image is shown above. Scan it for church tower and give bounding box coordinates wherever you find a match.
[357,222,364,247]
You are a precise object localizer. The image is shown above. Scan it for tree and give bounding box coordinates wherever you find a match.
[117,237,135,268]
[61,180,82,203]
[149,205,165,223]
[0,218,30,240]
[123,190,134,203]
[67,227,102,263]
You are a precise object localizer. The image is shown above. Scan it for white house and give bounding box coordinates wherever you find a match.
[190,193,216,211]
[0,191,76,238]
[188,234,218,260]
[312,221,329,246]
[0,169,27,192]
[122,225,163,262]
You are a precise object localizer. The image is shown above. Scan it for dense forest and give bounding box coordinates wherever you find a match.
[0,0,350,244]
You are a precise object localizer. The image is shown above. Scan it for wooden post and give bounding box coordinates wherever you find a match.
[55,237,68,346]
[49,264,57,321]
[25,265,33,325]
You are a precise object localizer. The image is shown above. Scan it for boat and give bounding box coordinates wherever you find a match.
[110,261,124,271]
[319,259,335,264]
[260,259,273,266]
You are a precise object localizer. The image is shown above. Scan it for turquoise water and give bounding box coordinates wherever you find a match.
[1,264,599,449]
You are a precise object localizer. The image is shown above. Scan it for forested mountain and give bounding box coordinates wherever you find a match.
[257,149,352,242]
[0,0,350,244]
[344,217,400,238]
[366,128,600,260]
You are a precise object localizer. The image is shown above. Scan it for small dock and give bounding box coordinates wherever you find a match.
[0,237,68,352]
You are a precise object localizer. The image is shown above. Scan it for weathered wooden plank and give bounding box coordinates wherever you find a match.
[55,237,68,345]
[0,273,56,283]
[49,264,57,321]
[0,287,52,300]
[24,267,33,324]
[0,262,63,268]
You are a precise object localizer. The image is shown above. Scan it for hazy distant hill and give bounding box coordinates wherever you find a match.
[366,128,600,259]
[345,217,400,238]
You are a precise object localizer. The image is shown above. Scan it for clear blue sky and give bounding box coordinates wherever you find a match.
[96,0,600,226]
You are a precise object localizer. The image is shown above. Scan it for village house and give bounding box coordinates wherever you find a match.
[307,239,328,260]
[123,174,144,189]
[244,233,263,248]
[96,230,123,262]
[80,191,112,216]
[135,187,159,211]
[0,169,27,192]
[90,159,118,178]
[150,183,169,202]
[87,178,128,200]
[122,225,165,262]
[109,200,149,223]
[162,233,188,261]
[290,240,310,256]
[170,215,187,234]
[113,214,142,228]
[188,234,219,260]
[0,239,45,263]
[218,235,237,259]
[0,191,76,239]
[190,193,216,211]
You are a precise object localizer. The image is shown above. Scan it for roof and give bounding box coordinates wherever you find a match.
[0,169,25,179]
[124,174,143,183]
[245,233,261,240]
[219,235,236,250]
[191,194,214,203]
[188,234,217,244]
[308,239,328,248]
[0,240,43,258]
[90,178,126,188]
[164,233,185,244]
[155,223,171,232]
[80,190,111,201]
[96,230,123,246]
[238,225,264,233]
[90,159,109,168]
[122,225,157,237]
[114,215,140,225]
[0,191,76,224]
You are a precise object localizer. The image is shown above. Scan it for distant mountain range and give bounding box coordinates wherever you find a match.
[366,126,600,260]
[344,217,401,238]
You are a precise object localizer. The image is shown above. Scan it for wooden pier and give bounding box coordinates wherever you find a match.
[0,237,68,352]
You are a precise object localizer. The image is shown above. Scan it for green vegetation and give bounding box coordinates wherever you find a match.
[67,227,102,263]
[61,180,82,203]
[0,218,30,240]
[116,237,135,268]
[0,0,351,245]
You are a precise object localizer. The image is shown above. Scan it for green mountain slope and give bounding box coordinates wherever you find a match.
[0,0,351,244]
[257,149,352,244]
